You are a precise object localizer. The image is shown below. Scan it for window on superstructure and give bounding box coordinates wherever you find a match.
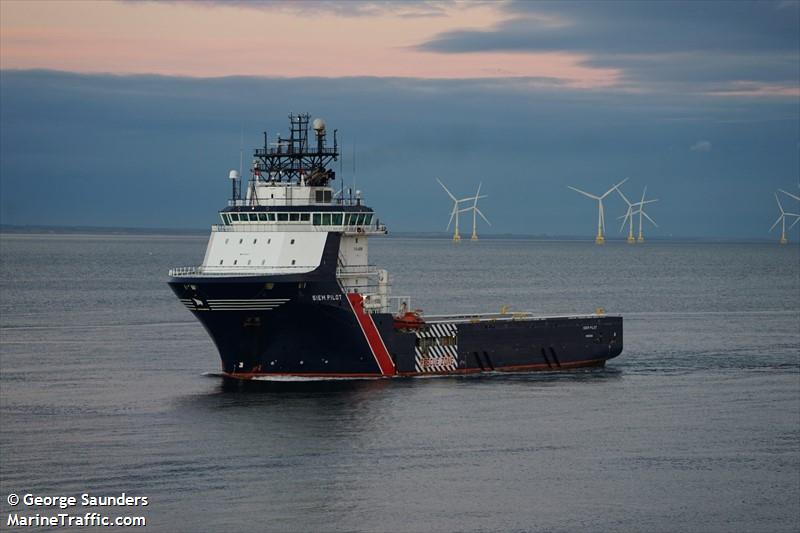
[364,214,373,225]
[300,213,310,222]
[234,260,237,265]
[356,214,365,225]
[322,213,331,225]
[313,214,322,225]
[248,214,258,222]
[332,213,343,225]
[258,213,267,221]
[346,214,356,225]
[324,190,332,203]
[267,213,276,221]
[315,190,324,203]
[289,213,300,222]
[230,213,239,222]
[277,213,289,222]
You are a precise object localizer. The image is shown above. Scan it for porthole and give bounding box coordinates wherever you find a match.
[239,238,243,244]
[268,238,271,244]
[253,239,257,244]
[290,239,295,245]
[219,260,224,265]
[234,260,238,265]
[291,259,296,265]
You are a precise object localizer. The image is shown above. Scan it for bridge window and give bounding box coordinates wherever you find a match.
[277,213,289,222]
[364,214,373,225]
[289,213,300,222]
[322,213,331,225]
[258,213,267,221]
[300,213,310,222]
[267,213,276,221]
[313,214,321,225]
[248,213,258,222]
[356,214,365,225]
[332,213,343,225]
[230,213,239,222]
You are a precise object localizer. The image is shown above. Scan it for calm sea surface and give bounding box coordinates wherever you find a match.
[1,233,798,533]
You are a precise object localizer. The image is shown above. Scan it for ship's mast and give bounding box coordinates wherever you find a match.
[253,113,339,186]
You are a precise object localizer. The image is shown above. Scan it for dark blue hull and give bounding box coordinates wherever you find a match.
[167,276,623,379]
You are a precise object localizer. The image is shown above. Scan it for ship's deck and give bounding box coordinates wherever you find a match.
[422,311,620,324]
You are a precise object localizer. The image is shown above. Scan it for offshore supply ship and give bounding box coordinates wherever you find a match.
[168,114,623,379]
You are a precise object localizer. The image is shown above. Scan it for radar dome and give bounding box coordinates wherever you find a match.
[312,118,326,132]
[228,170,240,180]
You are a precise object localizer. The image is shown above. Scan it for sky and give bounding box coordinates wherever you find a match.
[1,0,799,239]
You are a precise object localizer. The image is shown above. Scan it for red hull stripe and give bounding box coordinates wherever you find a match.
[346,293,396,376]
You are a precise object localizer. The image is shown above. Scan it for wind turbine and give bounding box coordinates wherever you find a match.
[617,186,658,244]
[568,178,628,244]
[770,193,800,244]
[463,182,491,240]
[437,178,486,242]
[633,186,658,242]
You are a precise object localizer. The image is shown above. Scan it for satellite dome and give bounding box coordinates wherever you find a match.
[312,118,326,132]
[228,170,240,180]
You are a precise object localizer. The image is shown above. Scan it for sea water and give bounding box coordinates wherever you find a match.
[1,233,798,532]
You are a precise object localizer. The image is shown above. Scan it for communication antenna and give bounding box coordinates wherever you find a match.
[352,140,357,197]
[239,126,244,178]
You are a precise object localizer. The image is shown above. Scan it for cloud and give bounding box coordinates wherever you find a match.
[690,140,712,152]
[416,0,800,92]
[120,0,455,17]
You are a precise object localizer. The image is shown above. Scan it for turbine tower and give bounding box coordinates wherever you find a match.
[568,178,628,244]
[618,186,658,244]
[770,193,800,244]
[437,178,486,242]
[633,186,658,242]
[465,182,491,240]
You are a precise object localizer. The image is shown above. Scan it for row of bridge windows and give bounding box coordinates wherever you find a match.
[222,212,373,226]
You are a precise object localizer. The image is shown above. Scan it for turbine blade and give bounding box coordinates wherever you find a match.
[642,211,658,228]
[447,205,457,230]
[568,186,600,200]
[640,186,647,204]
[775,193,784,214]
[620,208,631,232]
[474,182,482,207]
[604,177,629,198]
[437,178,457,202]
[476,208,491,226]
[778,189,800,202]
[769,214,782,232]
[616,187,633,206]
[788,216,800,231]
